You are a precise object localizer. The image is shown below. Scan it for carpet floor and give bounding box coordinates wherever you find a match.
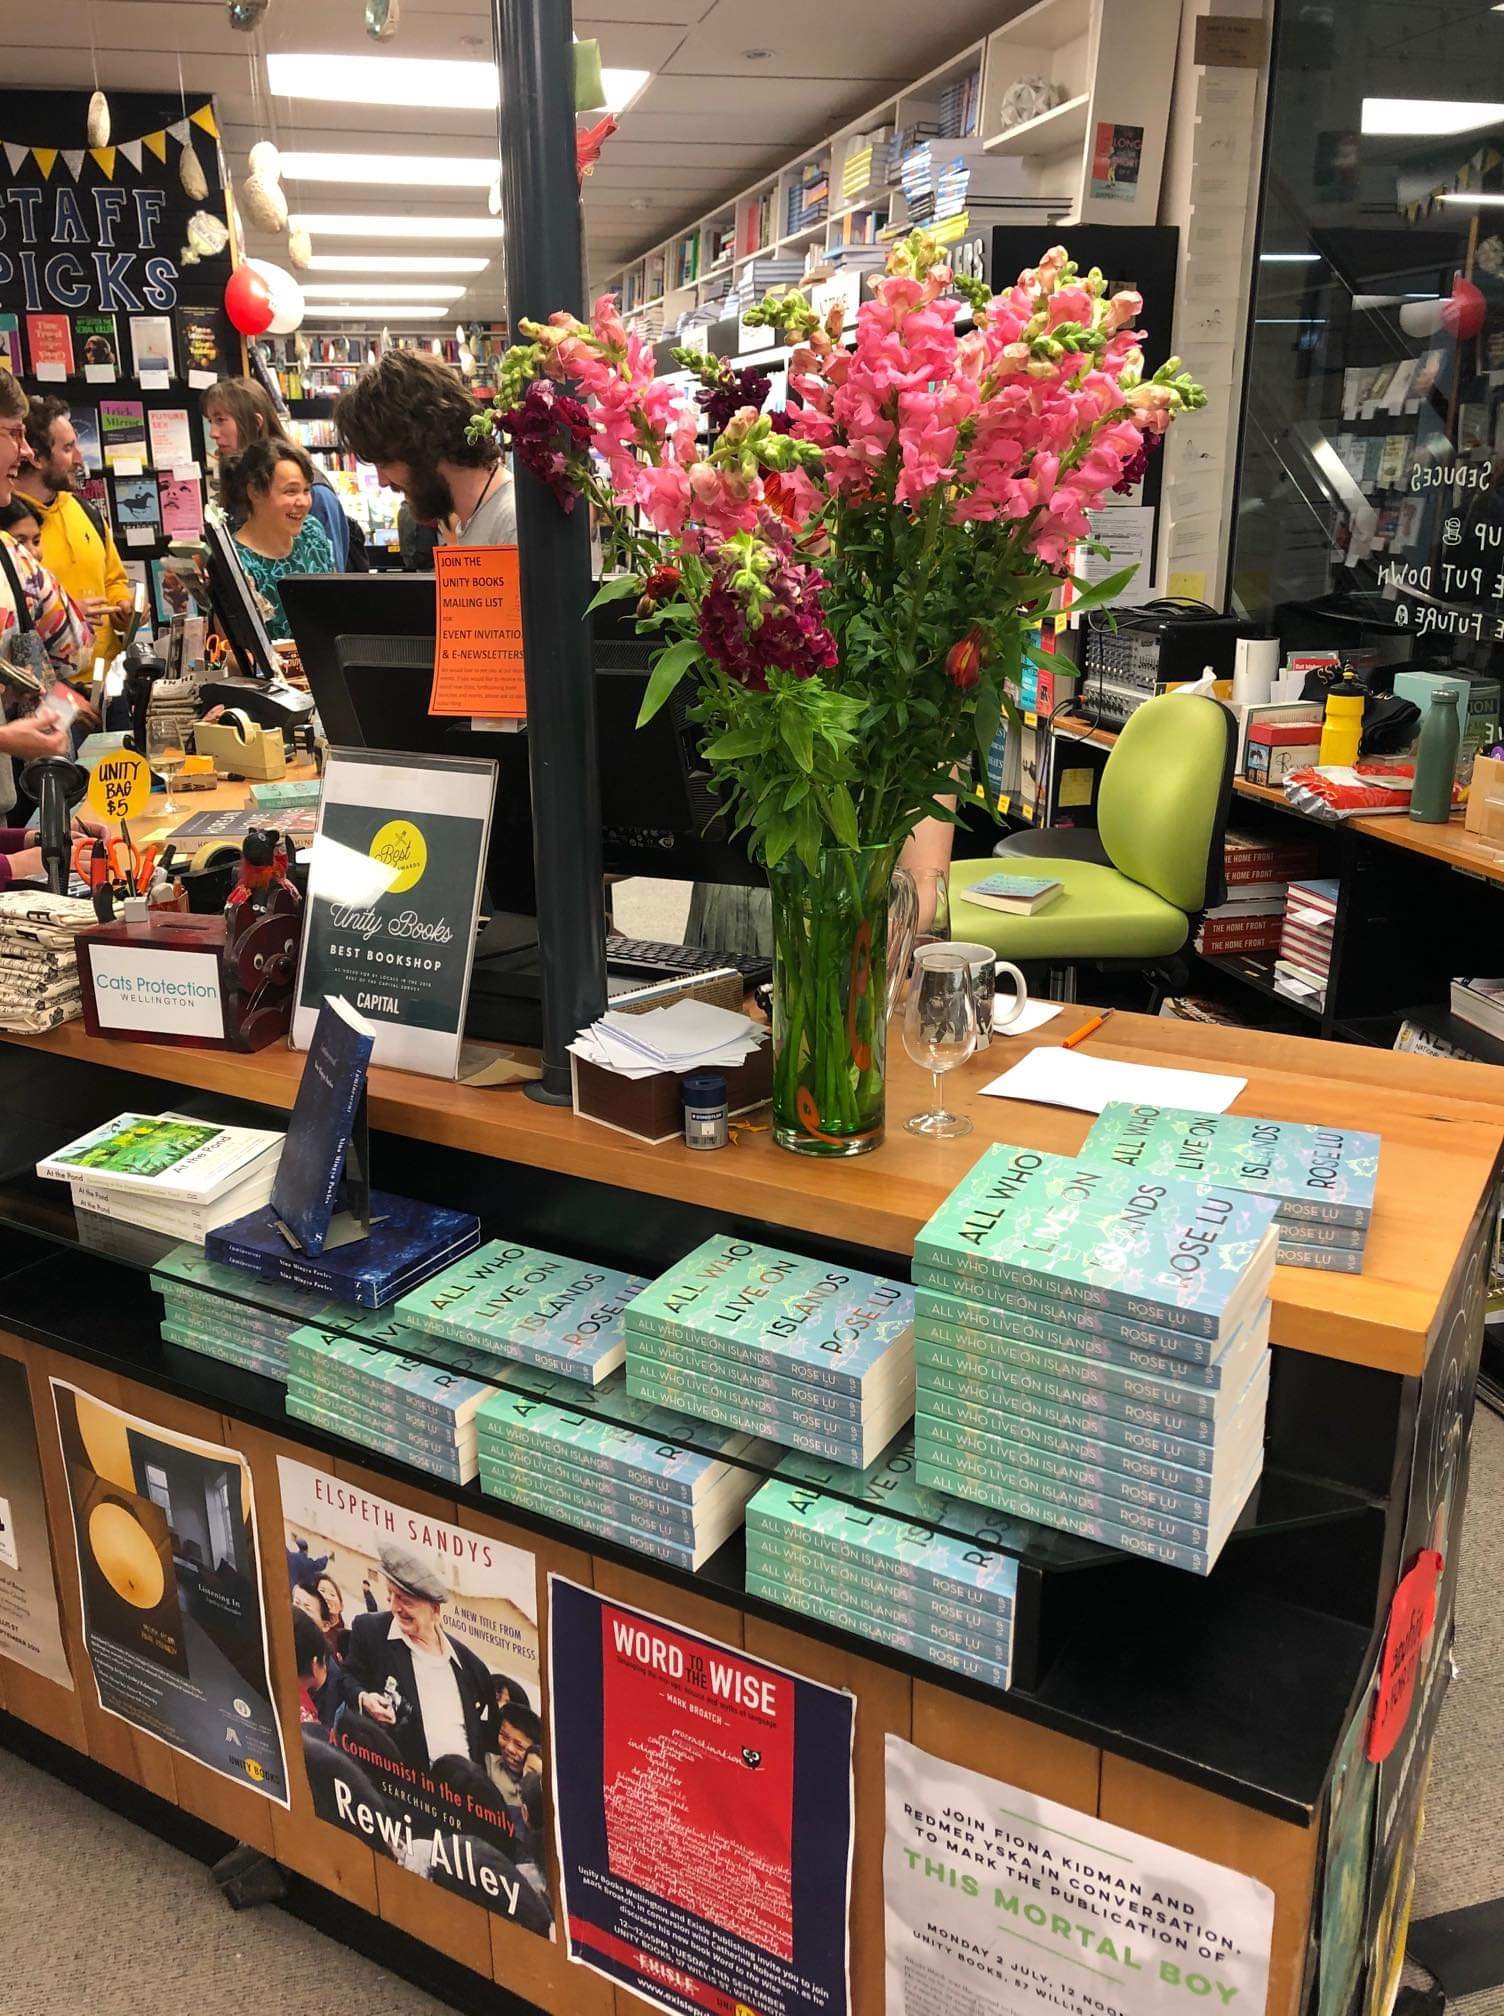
[1,1408,1499,2015]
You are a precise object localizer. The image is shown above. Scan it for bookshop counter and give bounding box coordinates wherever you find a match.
[0,1012,1498,2016]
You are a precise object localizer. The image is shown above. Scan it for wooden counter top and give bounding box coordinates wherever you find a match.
[1234,777,1504,883]
[8,1008,1501,1379]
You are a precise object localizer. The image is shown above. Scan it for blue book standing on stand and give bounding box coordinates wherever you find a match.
[207,996,481,1308]
[271,995,375,1255]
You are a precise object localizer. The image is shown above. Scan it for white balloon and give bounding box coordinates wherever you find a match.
[246,257,305,335]
[248,140,282,181]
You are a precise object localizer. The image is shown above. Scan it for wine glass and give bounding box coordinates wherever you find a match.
[146,716,187,815]
[903,951,978,1138]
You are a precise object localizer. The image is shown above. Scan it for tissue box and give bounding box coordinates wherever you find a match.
[1465,753,1504,841]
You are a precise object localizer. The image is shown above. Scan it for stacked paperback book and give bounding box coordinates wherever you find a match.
[151,1243,361,1383]
[1078,1102,1379,1274]
[0,890,97,1032]
[912,1146,1279,1574]
[1276,878,1339,1008]
[395,1240,649,1386]
[745,1432,1020,1687]
[285,1318,498,1485]
[39,1111,284,1244]
[475,1373,771,1570]
[1195,829,1321,958]
[623,1236,916,1468]
[1449,977,1504,1047]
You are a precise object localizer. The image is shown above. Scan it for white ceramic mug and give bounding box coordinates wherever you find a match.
[916,941,1028,1048]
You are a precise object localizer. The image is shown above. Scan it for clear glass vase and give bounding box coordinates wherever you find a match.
[767,843,917,1157]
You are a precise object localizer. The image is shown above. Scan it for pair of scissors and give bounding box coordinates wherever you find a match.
[73,835,156,900]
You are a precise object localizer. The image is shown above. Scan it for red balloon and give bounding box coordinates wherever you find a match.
[1442,275,1486,342]
[224,263,274,336]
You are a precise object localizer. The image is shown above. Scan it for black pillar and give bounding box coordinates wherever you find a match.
[493,0,606,1100]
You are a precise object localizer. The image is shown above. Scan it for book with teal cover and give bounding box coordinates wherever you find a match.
[476,1454,735,1570]
[916,1306,1267,1406]
[624,1236,913,1396]
[746,1476,1021,1607]
[152,1245,356,1330]
[1080,1104,1379,1229]
[915,1146,1279,1340]
[747,1530,1015,1645]
[748,1547,1013,1660]
[913,1453,1262,1576]
[626,1357,911,1467]
[914,1282,1268,1388]
[161,1319,287,1382]
[933,1369,1220,1447]
[626,1331,871,1422]
[159,1290,298,1353]
[480,1435,750,1536]
[476,1445,710,1547]
[286,1393,476,1484]
[397,1241,649,1384]
[914,1260,1241,1366]
[744,1570,1013,1689]
[969,874,1059,901]
[915,1361,1243,1469]
[285,1376,478,1470]
[474,1386,764,1502]
[287,1325,491,1425]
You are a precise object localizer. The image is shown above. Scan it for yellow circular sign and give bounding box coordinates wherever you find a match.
[369,818,428,894]
[87,747,153,823]
[88,1502,165,1609]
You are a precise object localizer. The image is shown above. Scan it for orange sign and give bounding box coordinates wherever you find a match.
[1367,1548,1443,1763]
[429,543,527,718]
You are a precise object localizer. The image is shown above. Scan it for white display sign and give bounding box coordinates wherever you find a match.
[883,1736,1275,2016]
[88,944,226,1038]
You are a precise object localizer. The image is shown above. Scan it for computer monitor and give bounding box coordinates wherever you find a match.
[201,519,282,679]
[278,571,762,893]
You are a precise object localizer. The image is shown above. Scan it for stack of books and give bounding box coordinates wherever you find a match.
[1079,1103,1379,1275]
[394,1240,648,1386]
[286,1320,499,1485]
[0,891,96,1033]
[787,159,829,232]
[1196,830,1321,958]
[1276,877,1339,1008]
[911,1146,1279,1574]
[476,1376,769,1570]
[39,1111,284,1245]
[150,1244,360,1384]
[938,69,981,139]
[745,1462,1017,1688]
[1450,977,1504,1045]
[623,1236,916,1467]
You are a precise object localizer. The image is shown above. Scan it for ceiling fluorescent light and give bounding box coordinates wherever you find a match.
[302,303,450,320]
[293,213,499,240]
[1360,96,1504,136]
[1259,252,1321,262]
[268,51,649,115]
[1439,190,1504,204]
[304,254,489,274]
[280,151,497,189]
[301,282,467,300]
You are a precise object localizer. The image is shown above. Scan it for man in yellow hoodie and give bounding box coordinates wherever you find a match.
[17,396,132,683]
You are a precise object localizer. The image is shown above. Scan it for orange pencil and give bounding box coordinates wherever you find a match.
[1062,1008,1113,1050]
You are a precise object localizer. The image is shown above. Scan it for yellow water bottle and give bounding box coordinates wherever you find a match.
[1318,676,1365,767]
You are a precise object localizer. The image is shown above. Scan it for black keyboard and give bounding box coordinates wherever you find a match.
[606,935,773,989]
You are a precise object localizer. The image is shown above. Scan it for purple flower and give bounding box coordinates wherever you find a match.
[698,364,772,435]
[697,539,839,691]
[494,378,594,511]
[1112,431,1159,495]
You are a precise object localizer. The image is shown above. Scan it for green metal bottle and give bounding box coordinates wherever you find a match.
[1409,688,1460,824]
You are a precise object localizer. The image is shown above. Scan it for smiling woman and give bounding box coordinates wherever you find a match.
[224,437,334,636]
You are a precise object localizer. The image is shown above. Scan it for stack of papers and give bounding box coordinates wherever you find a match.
[570,999,767,1081]
[0,890,95,1032]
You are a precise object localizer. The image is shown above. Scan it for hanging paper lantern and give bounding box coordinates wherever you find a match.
[288,224,312,270]
[246,257,305,335]
[187,210,231,259]
[227,0,269,27]
[224,263,275,336]
[241,171,288,233]
[180,142,208,201]
[488,174,502,218]
[86,91,111,149]
[248,140,283,182]
[365,0,399,39]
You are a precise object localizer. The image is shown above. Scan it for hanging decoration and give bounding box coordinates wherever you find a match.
[0,102,220,183]
[86,90,111,149]
[180,140,208,200]
[181,210,232,265]
[1401,142,1504,222]
[228,0,269,26]
[287,223,312,270]
[365,0,398,39]
[488,174,502,218]
[225,263,275,335]
[573,40,606,112]
[577,116,616,184]
[246,257,304,335]
[241,148,288,233]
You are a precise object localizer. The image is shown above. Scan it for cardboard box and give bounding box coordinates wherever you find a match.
[571,971,772,1145]
[1465,752,1504,842]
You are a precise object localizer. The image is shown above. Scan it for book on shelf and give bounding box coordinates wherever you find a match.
[71,407,103,472]
[99,398,147,469]
[129,314,175,378]
[397,1239,649,1386]
[147,407,194,469]
[38,1111,283,1204]
[960,873,1063,916]
[270,995,375,1256]
[25,313,73,376]
[0,314,22,374]
[75,312,119,369]
[1222,829,1320,886]
[175,307,222,380]
[207,1191,481,1309]
[1450,977,1504,1044]
[71,1161,279,1243]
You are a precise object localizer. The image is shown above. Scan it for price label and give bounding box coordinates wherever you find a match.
[87,747,152,821]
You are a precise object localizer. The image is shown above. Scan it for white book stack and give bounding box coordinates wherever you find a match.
[38,1110,285,1245]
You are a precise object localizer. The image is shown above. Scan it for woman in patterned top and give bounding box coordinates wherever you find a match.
[222,438,335,637]
[0,371,91,772]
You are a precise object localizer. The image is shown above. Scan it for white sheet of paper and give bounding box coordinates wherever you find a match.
[1080,504,1155,604]
[188,369,218,390]
[124,527,156,547]
[979,1046,1246,1116]
[112,457,145,477]
[138,368,171,390]
[83,362,116,384]
[34,362,66,383]
[991,999,1064,1039]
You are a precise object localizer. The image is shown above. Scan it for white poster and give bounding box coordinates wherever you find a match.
[883,1735,1274,2016]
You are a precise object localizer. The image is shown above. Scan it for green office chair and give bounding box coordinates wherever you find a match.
[947,693,1236,990]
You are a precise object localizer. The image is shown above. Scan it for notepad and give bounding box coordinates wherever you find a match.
[979,1047,1246,1116]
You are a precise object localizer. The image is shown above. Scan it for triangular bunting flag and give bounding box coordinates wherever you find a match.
[189,104,219,139]
[3,143,27,175]
[167,119,191,146]
[32,146,57,179]
[143,128,167,162]
[61,149,85,181]
[90,146,116,180]
[118,138,142,172]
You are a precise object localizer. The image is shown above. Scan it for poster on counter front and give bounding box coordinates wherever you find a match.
[275,1457,553,1939]
[549,1575,854,2016]
[292,748,496,1079]
[0,1353,73,1690]
[50,1379,287,1804]
[883,1735,1274,2016]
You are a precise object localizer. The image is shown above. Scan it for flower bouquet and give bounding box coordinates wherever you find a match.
[472,233,1204,1155]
